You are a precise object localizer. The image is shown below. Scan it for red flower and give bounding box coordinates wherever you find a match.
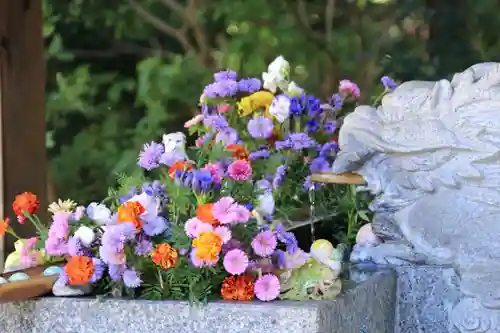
[12,192,40,224]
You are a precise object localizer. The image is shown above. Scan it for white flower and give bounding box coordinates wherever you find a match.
[267,56,290,77]
[256,193,275,217]
[86,202,111,225]
[269,94,291,123]
[262,71,289,93]
[286,81,304,96]
[162,132,187,153]
[74,226,95,247]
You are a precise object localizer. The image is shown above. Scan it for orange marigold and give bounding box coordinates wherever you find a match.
[221,275,255,301]
[192,231,223,263]
[152,243,178,269]
[117,201,145,231]
[65,256,95,285]
[0,218,9,237]
[196,203,217,225]
[226,144,249,160]
[168,161,193,179]
[12,192,40,224]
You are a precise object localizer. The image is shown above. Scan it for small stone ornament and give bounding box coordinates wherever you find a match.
[279,239,343,301]
[8,272,30,282]
[43,266,63,277]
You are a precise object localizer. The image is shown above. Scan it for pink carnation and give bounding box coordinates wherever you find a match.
[230,204,251,223]
[339,79,360,99]
[251,230,277,257]
[254,274,281,301]
[201,163,223,184]
[213,197,237,224]
[185,217,213,238]
[227,160,252,181]
[223,249,249,275]
[214,225,232,244]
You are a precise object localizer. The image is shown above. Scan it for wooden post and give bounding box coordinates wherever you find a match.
[0,0,47,269]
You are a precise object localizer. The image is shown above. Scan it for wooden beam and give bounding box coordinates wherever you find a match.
[0,0,47,267]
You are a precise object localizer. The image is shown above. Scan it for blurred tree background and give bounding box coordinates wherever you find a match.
[43,0,500,203]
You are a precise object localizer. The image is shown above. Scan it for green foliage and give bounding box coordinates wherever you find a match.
[44,0,500,249]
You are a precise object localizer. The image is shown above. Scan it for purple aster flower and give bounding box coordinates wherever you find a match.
[89,258,105,283]
[238,78,261,93]
[247,115,274,139]
[108,264,126,281]
[249,149,270,160]
[215,128,239,145]
[310,157,330,172]
[305,119,319,133]
[319,142,339,157]
[141,181,166,198]
[273,249,286,269]
[143,216,170,237]
[67,236,92,257]
[289,96,304,117]
[275,138,293,150]
[288,132,317,150]
[214,70,237,82]
[272,165,288,189]
[274,223,299,254]
[256,179,273,193]
[203,80,239,98]
[101,223,136,252]
[381,76,397,92]
[122,268,142,288]
[329,94,344,110]
[203,115,229,130]
[135,238,153,256]
[137,142,164,171]
[324,120,337,134]
[159,150,185,167]
[45,236,68,256]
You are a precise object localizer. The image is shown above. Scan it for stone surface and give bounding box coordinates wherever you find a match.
[332,62,500,332]
[394,265,461,333]
[0,270,395,333]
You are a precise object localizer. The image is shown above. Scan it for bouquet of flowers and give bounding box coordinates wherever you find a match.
[1,56,398,303]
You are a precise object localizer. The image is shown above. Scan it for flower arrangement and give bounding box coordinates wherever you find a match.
[1,56,398,303]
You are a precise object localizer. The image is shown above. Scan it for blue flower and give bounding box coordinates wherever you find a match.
[289,96,304,117]
[324,120,337,134]
[192,170,214,192]
[381,76,397,92]
[305,119,319,133]
[303,95,322,118]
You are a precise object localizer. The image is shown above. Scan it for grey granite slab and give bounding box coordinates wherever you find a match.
[394,265,461,333]
[0,270,395,333]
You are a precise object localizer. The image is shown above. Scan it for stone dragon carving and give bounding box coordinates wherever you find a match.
[332,63,500,332]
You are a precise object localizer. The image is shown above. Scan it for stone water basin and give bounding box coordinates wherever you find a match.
[0,267,395,333]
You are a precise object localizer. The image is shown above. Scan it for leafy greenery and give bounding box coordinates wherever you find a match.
[44,0,500,249]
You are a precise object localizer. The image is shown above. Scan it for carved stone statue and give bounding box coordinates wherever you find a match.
[330,63,500,332]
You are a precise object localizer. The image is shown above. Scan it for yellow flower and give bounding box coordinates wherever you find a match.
[48,199,77,214]
[238,91,275,116]
[192,231,223,264]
